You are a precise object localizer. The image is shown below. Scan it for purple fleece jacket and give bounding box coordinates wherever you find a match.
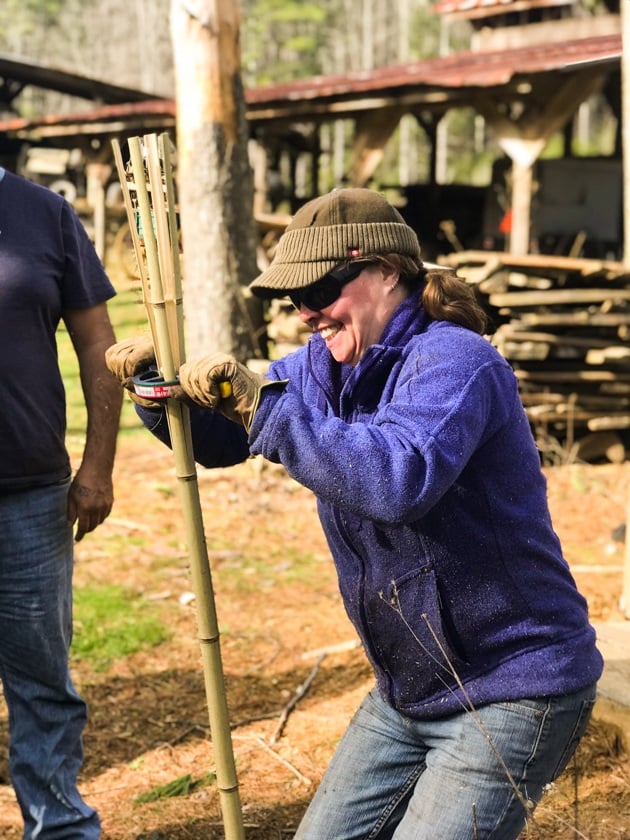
[138,294,602,718]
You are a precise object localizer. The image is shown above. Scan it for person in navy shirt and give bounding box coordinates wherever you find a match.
[0,168,122,838]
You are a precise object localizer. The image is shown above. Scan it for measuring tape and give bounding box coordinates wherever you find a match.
[132,367,233,400]
[133,368,180,400]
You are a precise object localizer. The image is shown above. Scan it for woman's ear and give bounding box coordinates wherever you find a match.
[382,266,401,291]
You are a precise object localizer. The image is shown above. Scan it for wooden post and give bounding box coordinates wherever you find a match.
[86,162,111,262]
[622,488,630,620]
[622,0,630,268]
[495,138,544,256]
[620,0,630,618]
[169,0,261,361]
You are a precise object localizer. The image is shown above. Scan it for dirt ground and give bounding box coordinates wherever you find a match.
[1,434,629,839]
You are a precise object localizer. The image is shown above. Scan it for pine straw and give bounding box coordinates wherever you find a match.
[1,440,629,838]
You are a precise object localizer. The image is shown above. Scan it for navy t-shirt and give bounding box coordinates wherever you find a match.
[0,169,116,490]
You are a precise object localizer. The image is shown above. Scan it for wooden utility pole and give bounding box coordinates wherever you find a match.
[620,0,630,619]
[170,0,263,361]
[623,0,630,269]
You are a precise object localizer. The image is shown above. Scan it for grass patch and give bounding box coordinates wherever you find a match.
[133,772,217,805]
[72,583,171,671]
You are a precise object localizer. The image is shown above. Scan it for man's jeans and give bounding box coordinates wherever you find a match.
[0,480,101,839]
[295,683,596,839]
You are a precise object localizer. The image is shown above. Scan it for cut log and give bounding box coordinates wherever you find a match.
[588,416,630,432]
[440,249,629,279]
[574,431,626,463]
[489,289,630,308]
[586,346,630,365]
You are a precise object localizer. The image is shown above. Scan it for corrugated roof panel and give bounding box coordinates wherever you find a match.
[433,0,519,13]
[0,34,621,136]
[432,0,573,14]
[245,34,621,103]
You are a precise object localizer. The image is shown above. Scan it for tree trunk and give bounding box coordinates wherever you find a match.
[170,0,264,361]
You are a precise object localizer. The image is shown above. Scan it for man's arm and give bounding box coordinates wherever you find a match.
[63,303,123,541]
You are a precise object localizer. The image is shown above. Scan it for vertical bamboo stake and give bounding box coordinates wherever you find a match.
[111,140,157,343]
[112,134,245,839]
[622,486,630,619]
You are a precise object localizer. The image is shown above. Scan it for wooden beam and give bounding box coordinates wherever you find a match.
[440,250,629,278]
[489,288,630,307]
[472,70,608,255]
[348,106,405,187]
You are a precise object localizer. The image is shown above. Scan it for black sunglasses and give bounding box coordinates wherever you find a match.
[288,261,371,311]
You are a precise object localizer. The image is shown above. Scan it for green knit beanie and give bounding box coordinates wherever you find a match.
[249,187,422,297]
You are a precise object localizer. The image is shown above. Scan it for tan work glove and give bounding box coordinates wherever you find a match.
[178,353,271,432]
[105,335,161,408]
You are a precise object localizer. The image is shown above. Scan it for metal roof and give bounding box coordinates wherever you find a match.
[246,33,622,121]
[246,34,620,97]
[0,34,621,140]
[0,99,176,136]
[0,52,163,107]
[431,0,574,18]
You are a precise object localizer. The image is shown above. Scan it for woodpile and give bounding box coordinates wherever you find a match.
[439,250,630,464]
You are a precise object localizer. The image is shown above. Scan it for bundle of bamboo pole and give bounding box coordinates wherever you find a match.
[112,133,244,839]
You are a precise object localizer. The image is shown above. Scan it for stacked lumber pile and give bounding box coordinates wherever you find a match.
[439,250,630,463]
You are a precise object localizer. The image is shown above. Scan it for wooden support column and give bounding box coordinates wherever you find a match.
[250,138,269,216]
[348,105,405,186]
[415,112,439,186]
[474,70,606,255]
[499,138,544,255]
[86,161,111,263]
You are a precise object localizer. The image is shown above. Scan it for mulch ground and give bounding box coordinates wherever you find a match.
[0,436,629,838]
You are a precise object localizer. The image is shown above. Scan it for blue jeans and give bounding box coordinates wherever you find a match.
[294,683,596,839]
[0,481,101,839]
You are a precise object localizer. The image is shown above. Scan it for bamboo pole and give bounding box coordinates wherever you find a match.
[112,133,245,839]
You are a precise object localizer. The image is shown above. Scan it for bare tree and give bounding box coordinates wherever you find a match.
[170,0,262,360]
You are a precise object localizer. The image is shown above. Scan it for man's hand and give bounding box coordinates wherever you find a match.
[64,304,120,540]
[67,465,114,542]
[178,353,268,432]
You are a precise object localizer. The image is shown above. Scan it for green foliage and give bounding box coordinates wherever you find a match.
[72,583,171,671]
[0,0,64,43]
[241,0,328,84]
[408,7,443,60]
[540,133,565,159]
[266,1,326,24]
[0,0,64,20]
[133,772,217,805]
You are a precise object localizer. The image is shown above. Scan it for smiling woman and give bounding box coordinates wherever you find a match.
[251,189,486,367]
[104,187,603,840]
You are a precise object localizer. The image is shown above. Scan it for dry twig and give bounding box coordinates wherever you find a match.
[271,654,326,744]
[252,736,312,786]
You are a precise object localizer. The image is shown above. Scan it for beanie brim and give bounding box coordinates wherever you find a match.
[249,258,339,298]
[249,220,422,299]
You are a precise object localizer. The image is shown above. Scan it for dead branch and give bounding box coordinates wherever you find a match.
[271,654,326,744]
[252,736,312,786]
[301,639,361,659]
